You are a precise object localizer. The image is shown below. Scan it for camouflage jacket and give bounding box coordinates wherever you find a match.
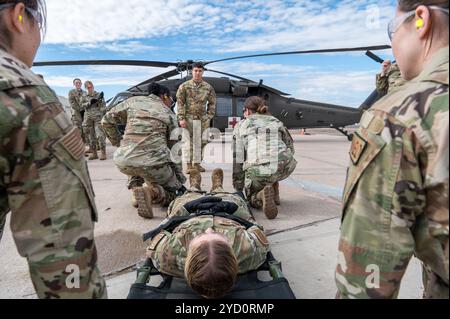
[81,91,106,116]
[232,114,295,189]
[68,88,85,113]
[376,63,406,96]
[102,94,179,168]
[0,48,98,240]
[147,213,269,278]
[337,47,449,299]
[176,79,216,121]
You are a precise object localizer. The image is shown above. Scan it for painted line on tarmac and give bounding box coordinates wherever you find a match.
[283,177,343,201]
[203,164,344,200]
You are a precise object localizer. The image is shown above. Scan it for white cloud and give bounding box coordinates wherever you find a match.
[39,0,397,106]
[45,0,187,44]
[67,41,158,54]
[44,0,396,53]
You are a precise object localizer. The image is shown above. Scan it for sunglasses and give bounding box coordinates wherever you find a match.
[387,5,449,41]
[0,3,44,30]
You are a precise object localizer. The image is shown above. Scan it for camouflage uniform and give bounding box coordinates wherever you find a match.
[376,63,406,96]
[68,88,89,145]
[336,47,449,299]
[233,114,297,206]
[176,79,216,164]
[0,48,107,299]
[146,188,270,278]
[102,95,186,203]
[82,91,106,152]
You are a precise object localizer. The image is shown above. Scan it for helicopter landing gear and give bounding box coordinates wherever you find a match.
[334,127,354,141]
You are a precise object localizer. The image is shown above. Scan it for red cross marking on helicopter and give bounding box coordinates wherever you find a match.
[228,117,240,128]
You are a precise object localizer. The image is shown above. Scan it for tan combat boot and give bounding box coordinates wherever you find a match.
[133,186,153,219]
[258,186,278,220]
[147,183,165,205]
[88,150,98,160]
[189,170,202,190]
[273,182,281,206]
[186,163,195,174]
[211,168,224,192]
[131,189,138,208]
[195,164,206,173]
[100,148,107,161]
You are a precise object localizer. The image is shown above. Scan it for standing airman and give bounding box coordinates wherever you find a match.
[176,62,216,174]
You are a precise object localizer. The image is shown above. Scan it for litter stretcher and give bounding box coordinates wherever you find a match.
[127,252,296,299]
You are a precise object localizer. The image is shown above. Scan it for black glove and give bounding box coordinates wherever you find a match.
[90,98,98,105]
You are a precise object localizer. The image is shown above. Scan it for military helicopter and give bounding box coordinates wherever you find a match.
[34,45,391,140]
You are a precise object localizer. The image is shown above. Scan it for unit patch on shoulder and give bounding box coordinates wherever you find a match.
[148,233,167,251]
[349,132,367,165]
[250,227,269,246]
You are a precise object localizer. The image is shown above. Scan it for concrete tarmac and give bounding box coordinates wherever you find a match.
[0,130,423,299]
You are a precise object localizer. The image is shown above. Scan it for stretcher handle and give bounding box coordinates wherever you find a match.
[267,252,284,280]
[135,259,154,284]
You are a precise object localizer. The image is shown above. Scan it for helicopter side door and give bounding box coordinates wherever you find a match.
[213,95,235,132]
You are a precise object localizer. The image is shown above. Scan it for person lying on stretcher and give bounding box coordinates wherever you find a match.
[144,169,271,299]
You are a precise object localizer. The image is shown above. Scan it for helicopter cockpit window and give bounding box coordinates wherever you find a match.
[216,96,233,117]
[237,98,246,115]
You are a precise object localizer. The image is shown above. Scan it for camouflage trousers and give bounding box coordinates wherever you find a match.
[422,265,449,299]
[0,201,107,299]
[83,112,106,150]
[182,118,211,164]
[72,110,90,145]
[120,164,185,206]
[336,201,449,299]
[245,158,297,207]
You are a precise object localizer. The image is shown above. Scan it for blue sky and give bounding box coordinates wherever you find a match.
[33,0,398,107]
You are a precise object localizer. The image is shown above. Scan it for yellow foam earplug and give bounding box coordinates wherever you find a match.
[18,15,23,22]
[416,18,424,29]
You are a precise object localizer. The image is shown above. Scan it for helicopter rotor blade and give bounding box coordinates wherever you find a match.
[205,45,392,65]
[33,60,178,68]
[365,51,385,64]
[127,69,181,92]
[204,68,256,83]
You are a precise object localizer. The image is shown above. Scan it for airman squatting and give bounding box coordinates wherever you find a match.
[233,96,297,220]
[102,84,186,219]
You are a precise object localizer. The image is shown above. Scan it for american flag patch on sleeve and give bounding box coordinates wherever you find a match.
[59,127,85,160]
